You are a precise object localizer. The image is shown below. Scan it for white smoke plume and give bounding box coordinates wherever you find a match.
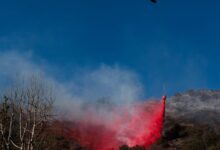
[0,51,145,120]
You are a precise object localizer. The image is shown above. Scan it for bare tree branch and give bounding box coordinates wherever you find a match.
[0,75,54,150]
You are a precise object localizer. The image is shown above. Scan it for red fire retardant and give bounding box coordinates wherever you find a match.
[67,96,166,150]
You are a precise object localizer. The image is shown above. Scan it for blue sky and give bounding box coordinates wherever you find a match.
[0,0,220,98]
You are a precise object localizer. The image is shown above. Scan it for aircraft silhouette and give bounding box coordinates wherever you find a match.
[150,0,157,3]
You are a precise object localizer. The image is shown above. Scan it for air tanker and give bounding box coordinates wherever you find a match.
[150,0,157,3]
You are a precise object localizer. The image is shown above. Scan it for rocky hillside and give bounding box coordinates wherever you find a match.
[149,90,220,150]
[166,89,220,124]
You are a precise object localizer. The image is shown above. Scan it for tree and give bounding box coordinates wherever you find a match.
[0,75,54,150]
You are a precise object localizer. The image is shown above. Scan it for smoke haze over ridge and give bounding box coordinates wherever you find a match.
[0,51,146,115]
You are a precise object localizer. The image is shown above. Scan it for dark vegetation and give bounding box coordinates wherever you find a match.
[149,117,220,150]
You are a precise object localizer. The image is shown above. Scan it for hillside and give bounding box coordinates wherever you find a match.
[166,89,220,124]
[150,90,220,150]
[41,90,220,150]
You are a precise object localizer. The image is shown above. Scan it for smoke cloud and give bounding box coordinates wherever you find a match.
[0,51,144,111]
[0,51,164,149]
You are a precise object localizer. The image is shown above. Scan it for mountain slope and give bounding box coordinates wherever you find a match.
[166,89,220,124]
[149,90,220,150]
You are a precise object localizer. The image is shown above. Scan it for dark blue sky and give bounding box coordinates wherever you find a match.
[0,0,220,97]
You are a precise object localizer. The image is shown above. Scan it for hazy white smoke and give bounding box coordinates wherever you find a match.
[0,51,145,119]
[69,65,143,104]
[0,51,166,149]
